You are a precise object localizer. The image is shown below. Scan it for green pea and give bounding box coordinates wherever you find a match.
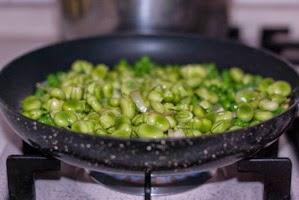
[53,111,77,127]
[71,120,95,134]
[254,110,273,121]
[146,113,170,131]
[229,67,244,82]
[234,118,250,127]
[137,124,164,138]
[237,103,254,122]
[38,113,54,125]
[267,81,291,97]
[258,99,278,111]
[120,97,136,119]
[22,96,41,111]
[211,120,231,134]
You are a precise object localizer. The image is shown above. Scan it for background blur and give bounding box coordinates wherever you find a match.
[0,0,299,67]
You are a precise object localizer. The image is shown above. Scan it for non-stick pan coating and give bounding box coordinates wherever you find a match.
[0,34,298,175]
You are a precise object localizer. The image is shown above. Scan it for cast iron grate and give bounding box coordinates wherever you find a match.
[6,141,291,200]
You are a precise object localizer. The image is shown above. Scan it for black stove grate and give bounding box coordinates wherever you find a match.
[6,141,292,200]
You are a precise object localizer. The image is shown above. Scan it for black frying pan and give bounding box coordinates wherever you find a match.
[0,34,298,175]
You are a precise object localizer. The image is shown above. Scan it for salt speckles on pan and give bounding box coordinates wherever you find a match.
[212,154,216,158]
[119,143,125,148]
[86,144,91,148]
[204,149,208,155]
[110,155,116,159]
[146,146,152,151]
[160,140,166,145]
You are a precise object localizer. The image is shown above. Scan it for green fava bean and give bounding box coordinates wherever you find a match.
[63,100,87,112]
[22,96,41,111]
[148,90,163,102]
[259,99,278,111]
[165,115,176,128]
[175,110,193,123]
[150,101,165,113]
[254,110,273,121]
[146,113,170,131]
[236,90,259,103]
[267,81,291,97]
[50,88,65,99]
[23,109,43,120]
[71,120,95,134]
[120,97,136,119]
[46,98,63,112]
[229,67,244,82]
[86,95,102,112]
[137,124,164,138]
[237,103,254,122]
[54,111,77,127]
[99,112,116,129]
[258,78,274,92]
[199,118,212,133]
[193,106,206,118]
[215,111,233,122]
[211,120,231,134]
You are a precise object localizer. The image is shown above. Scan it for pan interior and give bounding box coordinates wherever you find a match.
[0,35,298,113]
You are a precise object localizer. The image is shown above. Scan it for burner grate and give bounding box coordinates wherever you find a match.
[6,141,292,200]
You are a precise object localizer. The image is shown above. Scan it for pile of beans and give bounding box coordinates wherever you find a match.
[21,57,292,138]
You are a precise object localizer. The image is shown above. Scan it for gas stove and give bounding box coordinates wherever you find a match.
[1,28,299,200]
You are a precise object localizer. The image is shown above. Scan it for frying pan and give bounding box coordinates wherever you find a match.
[0,34,298,176]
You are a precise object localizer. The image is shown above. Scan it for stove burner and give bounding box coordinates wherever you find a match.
[89,170,213,196]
